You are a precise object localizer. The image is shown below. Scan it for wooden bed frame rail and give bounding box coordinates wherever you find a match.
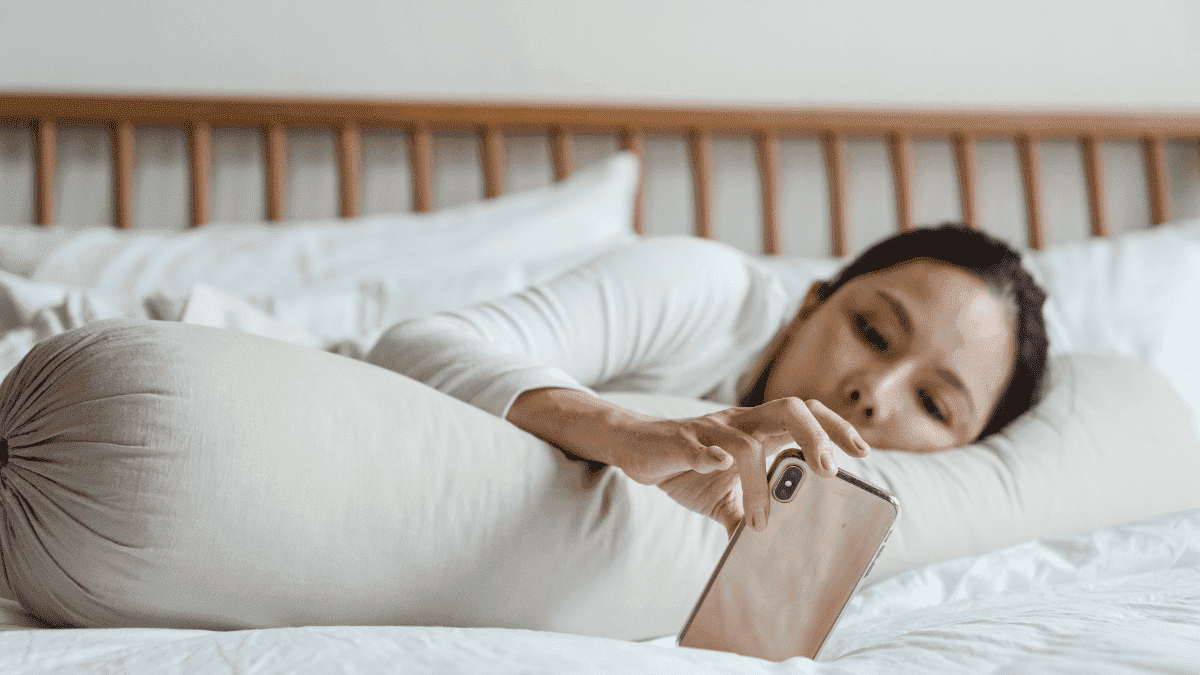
[2,92,1199,256]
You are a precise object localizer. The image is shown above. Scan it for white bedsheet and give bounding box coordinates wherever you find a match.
[3,505,1197,674]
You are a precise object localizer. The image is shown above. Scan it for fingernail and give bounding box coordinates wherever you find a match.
[708,447,729,464]
[756,508,767,531]
[820,452,837,475]
[855,438,871,456]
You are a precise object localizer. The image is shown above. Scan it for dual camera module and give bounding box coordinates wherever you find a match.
[772,464,804,502]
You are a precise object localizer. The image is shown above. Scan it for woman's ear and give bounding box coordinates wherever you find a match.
[796,281,826,322]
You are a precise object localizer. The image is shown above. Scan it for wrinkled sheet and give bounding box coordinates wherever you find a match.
[3,506,1197,674]
[0,269,134,377]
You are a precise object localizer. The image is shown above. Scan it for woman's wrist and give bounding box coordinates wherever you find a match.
[506,387,650,466]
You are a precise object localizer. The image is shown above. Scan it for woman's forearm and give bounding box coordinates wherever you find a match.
[506,387,652,466]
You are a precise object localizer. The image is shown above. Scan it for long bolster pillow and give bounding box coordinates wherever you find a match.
[0,318,724,640]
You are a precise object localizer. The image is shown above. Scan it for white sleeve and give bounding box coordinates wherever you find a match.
[365,236,784,418]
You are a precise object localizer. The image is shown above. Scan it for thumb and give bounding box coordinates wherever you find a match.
[714,485,745,539]
[690,444,735,474]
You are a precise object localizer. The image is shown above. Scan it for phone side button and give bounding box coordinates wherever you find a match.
[863,544,886,578]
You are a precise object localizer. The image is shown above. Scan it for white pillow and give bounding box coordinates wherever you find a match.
[2,320,1197,642]
[753,255,840,305]
[0,152,640,316]
[1021,218,1200,432]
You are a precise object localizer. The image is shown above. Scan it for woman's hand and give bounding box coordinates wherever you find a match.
[506,388,869,536]
[610,398,871,536]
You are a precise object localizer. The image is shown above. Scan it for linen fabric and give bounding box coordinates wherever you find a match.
[0,318,726,638]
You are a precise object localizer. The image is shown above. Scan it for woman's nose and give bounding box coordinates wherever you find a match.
[846,363,909,423]
[847,388,875,419]
[847,387,883,422]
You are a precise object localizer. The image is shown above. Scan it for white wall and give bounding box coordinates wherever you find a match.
[3,0,1199,105]
[1,0,1199,254]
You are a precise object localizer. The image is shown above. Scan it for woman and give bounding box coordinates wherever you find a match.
[367,223,1048,536]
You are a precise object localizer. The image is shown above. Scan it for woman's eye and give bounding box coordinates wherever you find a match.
[854,314,888,351]
[919,389,946,423]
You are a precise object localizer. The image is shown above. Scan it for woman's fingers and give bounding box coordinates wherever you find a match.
[691,444,735,474]
[733,398,870,475]
[644,398,867,536]
[701,472,745,538]
[654,465,743,538]
[616,421,735,485]
[714,487,744,538]
[804,399,871,458]
[734,399,839,478]
[773,398,841,478]
[703,427,770,532]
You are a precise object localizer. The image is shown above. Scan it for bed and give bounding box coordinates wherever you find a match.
[1,92,1200,674]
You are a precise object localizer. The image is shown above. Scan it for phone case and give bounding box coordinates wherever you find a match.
[677,448,899,662]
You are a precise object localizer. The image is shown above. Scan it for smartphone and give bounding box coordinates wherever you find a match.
[677,448,899,662]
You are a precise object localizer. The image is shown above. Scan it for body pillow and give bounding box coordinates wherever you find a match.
[0,319,723,640]
[1,319,1198,641]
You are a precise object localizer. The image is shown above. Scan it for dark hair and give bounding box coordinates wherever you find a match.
[816,223,1049,441]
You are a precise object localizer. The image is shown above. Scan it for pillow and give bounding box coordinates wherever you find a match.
[0,318,726,641]
[603,350,1200,584]
[753,255,840,307]
[1,321,1196,643]
[1020,218,1200,433]
[0,152,640,315]
[0,153,640,364]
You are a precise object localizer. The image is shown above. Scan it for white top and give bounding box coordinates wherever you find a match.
[366,236,802,419]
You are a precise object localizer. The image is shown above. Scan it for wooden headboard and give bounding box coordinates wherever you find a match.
[2,92,1198,256]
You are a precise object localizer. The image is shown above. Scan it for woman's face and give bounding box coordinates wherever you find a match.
[763,260,1016,453]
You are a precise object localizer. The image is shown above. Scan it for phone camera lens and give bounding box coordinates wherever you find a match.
[773,465,804,502]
